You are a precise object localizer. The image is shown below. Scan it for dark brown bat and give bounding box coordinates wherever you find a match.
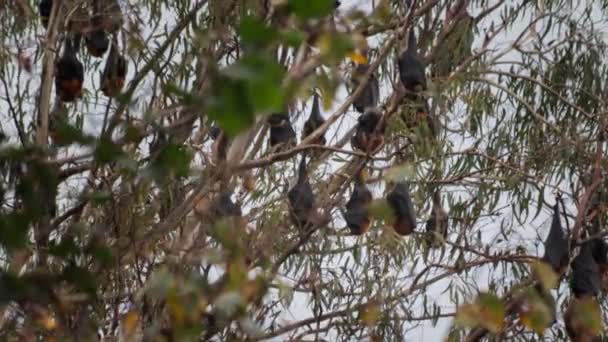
[100,37,127,97]
[351,63,380,114]
[343,172,373,235]
[387,182,416,235]
[542,203,569,273]
[398,29,426,97]
[302,92,326,145]
[351,108,385,154]
[85,0,109,57]
[211,191,242,219]
[288,155,315,229]
[55,35,84,102]
[268,113,296,149]
[38,0,52,28]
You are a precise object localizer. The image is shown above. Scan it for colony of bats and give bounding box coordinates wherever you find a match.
[38,0,127,104]
[37,1,608,339]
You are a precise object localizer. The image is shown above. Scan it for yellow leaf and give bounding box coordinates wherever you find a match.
[456,292,505,333]
[517,289,553,335]
[122,311,139,336]
[38,315,56,331]
[385,164,414,182]
[359,301,380,327]
[348,51,368,65]
[532,261,558,290]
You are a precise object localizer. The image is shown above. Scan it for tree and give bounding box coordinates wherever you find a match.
[0,0,607,340]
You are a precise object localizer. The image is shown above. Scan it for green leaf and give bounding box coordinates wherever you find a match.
[94,137,124,164]
[288,0,334,19]
[239,16,278,50]
[209,55,286,136]
[0,213,29,249]
[150,143,192,180]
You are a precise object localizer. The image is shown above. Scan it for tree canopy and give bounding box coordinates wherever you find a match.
[1,0,608,340]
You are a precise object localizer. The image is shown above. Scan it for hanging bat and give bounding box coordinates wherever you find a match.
[591,238,608,292]
[343,172,373,235]
[268,113,296,149]
[101,0,123,32]
[38,0,52,28]
[302,92,326,145]
[398,29,426,98]
[85,0,109,57]
[351,62,380,114]
[387,182,416,235]
[288,155,315,229]
[351,108,385,154]
[211,191,242,219]
[100,37,127,97]
[541,202,569,273]
[55,35,84,102]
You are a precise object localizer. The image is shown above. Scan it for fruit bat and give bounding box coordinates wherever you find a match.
[302,92,326,145]
[565,295,602,342]
[38,0,52,28]
[431,3,474,79]
[66,0,89,34]
[351,108,386,154]
[101,0,123,32]
[211,192,242,218]
[101,38,127,97]
[591,238,608,291]
[268,113,296,149]
[210,127,229,165]
[55,35,84,102]
[343,173,373,235]
[209,125,222,140]
[565,243,603,340]
[541,203,569,273]
[425,190,448,247]
[85,0,109,57]
[387,182,416,235]
[570,241,601,298]
[288,155,315,229]
[398,29,426,96]
[351,63,380,114]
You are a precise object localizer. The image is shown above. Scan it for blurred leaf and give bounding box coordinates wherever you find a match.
[150,143,192,180]
[49,237,78,258]
[239,16,278,50]
[532,261,558,291]
[122,311,139,337]
[348,51,368,64]
[518,288,553,335]
[0,213,29,249]
[209,55,286,136]
[316,33,356,64]
[359,301,380,327]
[94,137,124,164]
[288,0,334,19]
[569,297,603,337]
[456,292,505,333]
[368,199,394,222]
[385,164,415,182]
[62,265,97,297]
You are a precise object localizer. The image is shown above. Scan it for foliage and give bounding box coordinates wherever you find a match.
[0,0,607,340]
